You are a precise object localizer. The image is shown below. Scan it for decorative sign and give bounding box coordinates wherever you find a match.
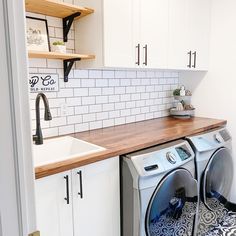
[29,74,59,93]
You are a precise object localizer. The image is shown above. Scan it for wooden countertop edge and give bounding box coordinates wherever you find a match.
[35,118,227,179]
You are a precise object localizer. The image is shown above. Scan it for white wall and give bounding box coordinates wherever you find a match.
[180,0,236,202]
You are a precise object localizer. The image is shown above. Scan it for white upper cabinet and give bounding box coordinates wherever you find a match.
[188,0,211,70]
[140,0,169,69]
[103,0,135,68]
[74,0,210,70]
[75,0,136,68]
[168,0,189,70]
[168,0,211,70]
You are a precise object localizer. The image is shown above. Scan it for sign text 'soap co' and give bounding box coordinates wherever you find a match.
[29,74,59,93]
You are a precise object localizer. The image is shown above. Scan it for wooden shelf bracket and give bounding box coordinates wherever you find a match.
[63,12,81,42]
[64,58,81,82]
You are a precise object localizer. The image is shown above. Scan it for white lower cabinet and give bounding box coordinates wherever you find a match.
[35,171,74,236]
[35,157,120,236]
[72,157,120,236]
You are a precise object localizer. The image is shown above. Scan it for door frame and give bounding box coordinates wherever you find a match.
[0,0,36,235]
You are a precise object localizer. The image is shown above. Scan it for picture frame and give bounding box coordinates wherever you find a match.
[26,16,50,52]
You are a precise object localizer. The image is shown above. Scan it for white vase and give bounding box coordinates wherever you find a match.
[51,45,66,53]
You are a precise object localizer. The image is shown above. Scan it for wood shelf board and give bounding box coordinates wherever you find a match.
[28,50,95,60]
[25,0,94,19]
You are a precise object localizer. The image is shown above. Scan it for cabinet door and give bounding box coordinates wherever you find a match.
[188,0,211,70]
[168,0,190,70]
[140,0,169,69]
[72,157,120,236]
[35,171,73,236]
[103,0,135,68]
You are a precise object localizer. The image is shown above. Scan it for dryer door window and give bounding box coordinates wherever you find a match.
[202,147,233,210]
[145,168,198,236]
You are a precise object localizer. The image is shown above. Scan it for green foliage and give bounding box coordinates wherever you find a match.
[52,41,65,46]
[173,88,181,96]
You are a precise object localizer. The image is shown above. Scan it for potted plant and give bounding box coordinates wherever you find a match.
[51,41,66,53]
[173,86,192,104]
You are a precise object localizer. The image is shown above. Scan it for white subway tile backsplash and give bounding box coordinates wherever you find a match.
[115,70,126,78]
[67,115,82,124]
[115,117,126,125]
[28,13,178,138]
[90,121,103,130]
[47,59,63,69]
[74,69,88,78]
[81,97,95,105]
[50,117,67,127]
[83,113,96,122]
[57,88,74,97]
[89,70,102,78]
[43,127,59,138]
[74,88,88,96]
[102,87,114,95]
[89,88,102,96]
[46,16,62,27]
[59,125,75,135]
[75,123,89,132]
[96,112,109,121]
[81,79,95,87]
[102,70,115,79]
[89,104,102,113]
[66,97,81,106]
[96,79,108,87]
[103,119,115,128]
[29,58,47,68]
[103,103,115,112]
[75,105,89,114]
[96,96,108,104]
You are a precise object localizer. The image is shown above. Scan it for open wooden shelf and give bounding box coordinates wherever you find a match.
[25,0,94,20]
[28,51,95,82]
[28,50,95,60]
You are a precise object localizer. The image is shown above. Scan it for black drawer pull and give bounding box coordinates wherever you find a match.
[77,171,83,199]
[187,51,192,68]
[136,44,140,66]
[64,175,70,204]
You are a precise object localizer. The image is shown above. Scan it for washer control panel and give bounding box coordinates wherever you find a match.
[125,140,195,176]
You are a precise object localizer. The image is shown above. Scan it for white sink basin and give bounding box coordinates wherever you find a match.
[33,136,106,167]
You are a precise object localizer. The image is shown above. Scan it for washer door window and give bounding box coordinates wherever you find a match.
[202,148,233,210]
[146,168,198,236]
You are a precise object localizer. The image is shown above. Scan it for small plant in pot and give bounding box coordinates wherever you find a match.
[51,41,66,53]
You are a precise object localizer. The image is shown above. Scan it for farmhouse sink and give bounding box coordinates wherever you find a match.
[33,136,106,166]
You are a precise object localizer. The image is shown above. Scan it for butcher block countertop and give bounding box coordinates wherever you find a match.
[35,117,226,179]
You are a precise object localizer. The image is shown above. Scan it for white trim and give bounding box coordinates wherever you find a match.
[0,0,36,235]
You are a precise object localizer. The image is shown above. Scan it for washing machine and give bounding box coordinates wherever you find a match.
[121,140,198,236]
[186,128,234,235]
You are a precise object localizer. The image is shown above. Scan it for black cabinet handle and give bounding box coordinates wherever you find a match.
[77,171,83,199]
[187,51,192,68]
[143,44,148,66]
[135,44,140,66]
[64,175,70,204]
[192,51,197,68]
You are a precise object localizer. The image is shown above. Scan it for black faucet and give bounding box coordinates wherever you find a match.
[33,93,52,145]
